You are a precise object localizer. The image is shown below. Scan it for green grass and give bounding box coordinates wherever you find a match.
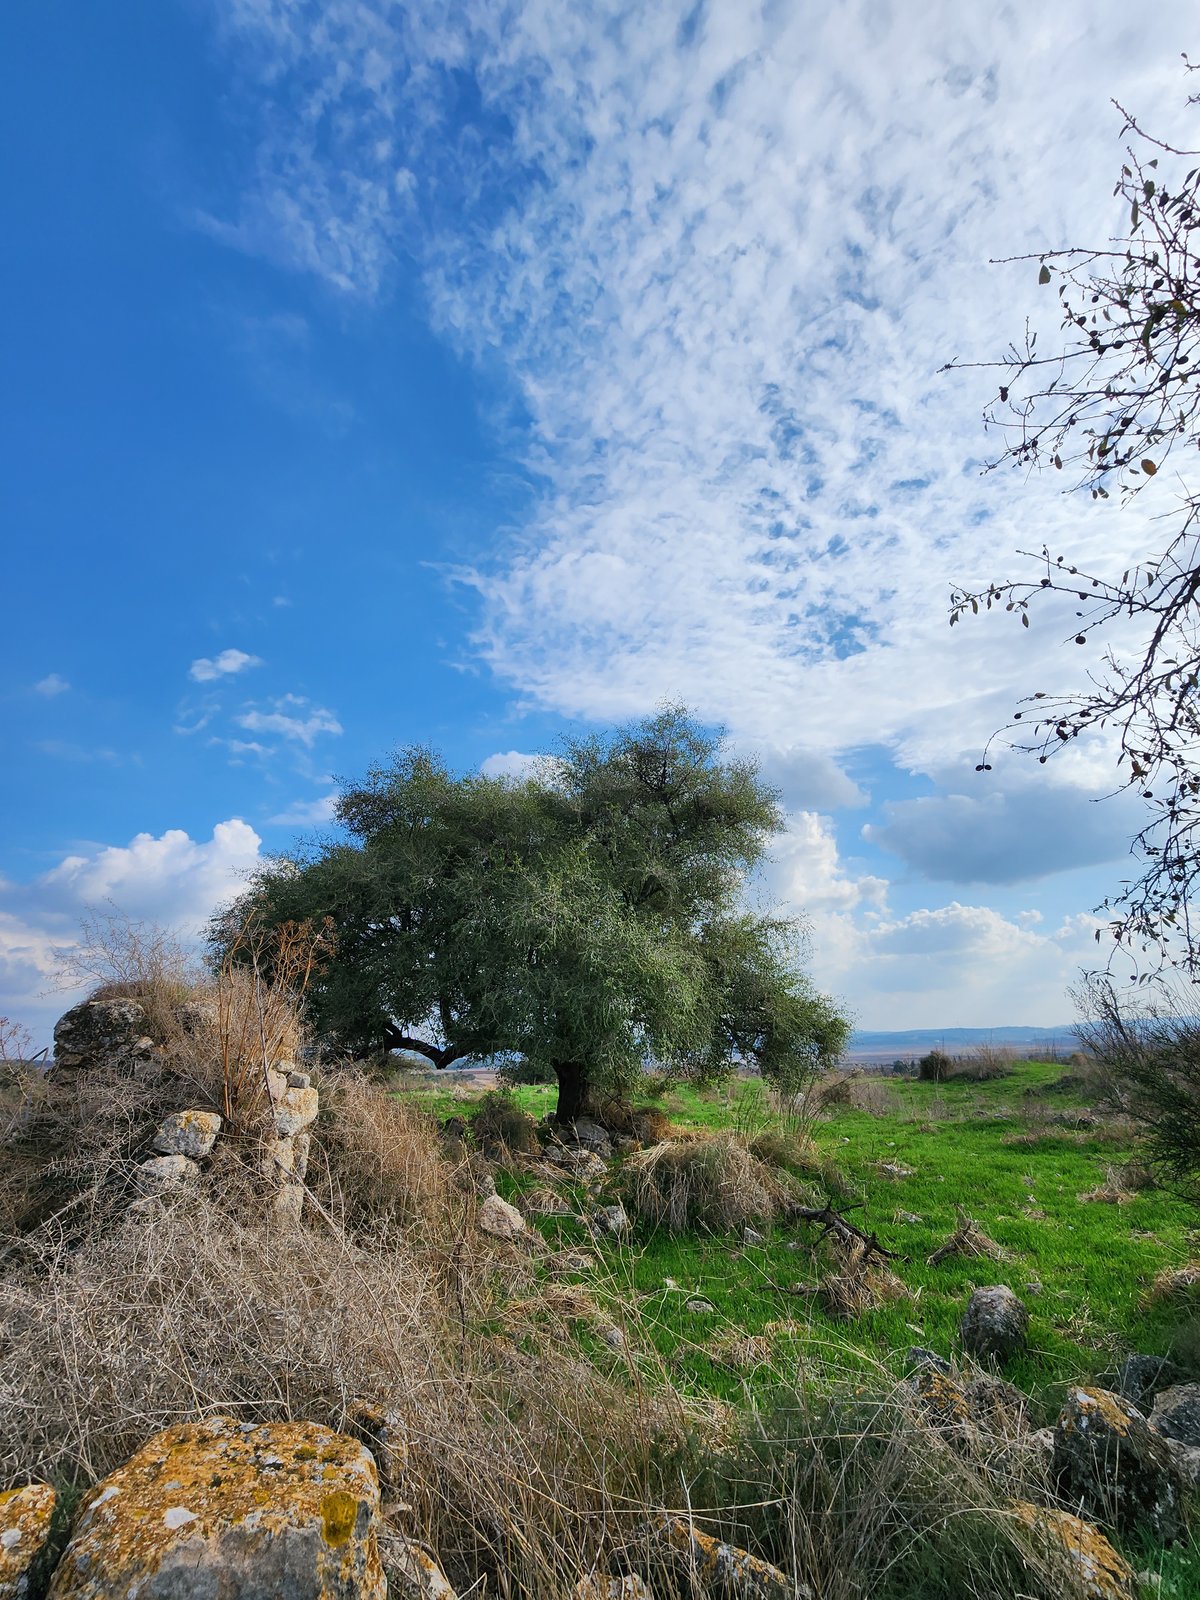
[395,1063,1199,1412]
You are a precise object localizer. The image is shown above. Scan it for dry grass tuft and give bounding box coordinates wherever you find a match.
[817,1238,910,1319]
[621,1134,797,1232]
[926,1208,1010,1266]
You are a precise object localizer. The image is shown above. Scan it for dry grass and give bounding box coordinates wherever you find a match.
[817,1238,910,1320]
[621,1134,798,1232]
[926,1208,1009,1267]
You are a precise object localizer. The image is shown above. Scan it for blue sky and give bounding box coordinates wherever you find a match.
[2,1,1195,1043]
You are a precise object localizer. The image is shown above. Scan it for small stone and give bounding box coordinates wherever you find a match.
[266,1067,319,1137]
[959,1285,1028,1363]
[153,1110,222,1159]
[0,1482,56,1600]
[742,1227,765,1246]
[133,1154,201,1195]
[684,1298,716,1315]
[478,1194,525,1240]
[597,1323,627,1352]
[1149,1383,1200,1447]
[387,1539,457,1600]
[590,1203,630,1238]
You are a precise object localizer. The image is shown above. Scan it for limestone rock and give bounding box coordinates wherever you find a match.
[133,1154,201,1195]
[645,1515,808,1600]
[906,1346,952,1377]
[386,1540,457,1600]
[1053,1386,1187,1542]
[1113,1354,1185,1411]
[1148,1383,1200,1448]
[478,1194,525,1240]
[53,1000,155,1070]
[959,1284,1028,1362]
[0,1482,57,1600]
[262,1134,311,1182]
[590,1203,630,1239]
[48,1416,384,1599]
[573,1577,652,1600]
[1011,1501,1134,1600]
[548,1147,607,1182]
[266,1067,319,1138]
[153,1110,222,1159]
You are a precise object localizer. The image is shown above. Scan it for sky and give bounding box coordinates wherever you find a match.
[2,1,1197,1045]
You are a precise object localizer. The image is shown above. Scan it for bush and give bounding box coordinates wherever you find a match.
[621,1133,798,1231]
[950,1045,1015,1083]
[472,1090,541,1157]
[917,1050,953,1082]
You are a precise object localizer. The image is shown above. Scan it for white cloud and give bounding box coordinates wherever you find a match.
[479,750,564,784]
[0,820,263,1047]
[268,793,339,826]
[235,695,342,747]
[189,648,263,683]
[33,673,70,697]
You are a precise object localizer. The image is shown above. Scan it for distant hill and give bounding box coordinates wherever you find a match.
[846,1024,1080,1059]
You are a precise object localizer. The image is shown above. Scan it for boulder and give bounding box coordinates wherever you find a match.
[133,1155,201,1195]
[643,1516,807,1600]
[478,1194,525,1240]
[0,1482,57,1600]
[53,1000,155,1070]
[959,1285,1028,1362]
[1011,1501,1134,1600]
[153,1111,222,1159]
[48,1416,384,1599]
[1112,1353,1185,1410]
[1053,1387,1187,1542]
[1148,1383,1200,1448]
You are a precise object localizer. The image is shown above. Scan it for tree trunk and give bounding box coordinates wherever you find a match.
[552,1060,590,1124]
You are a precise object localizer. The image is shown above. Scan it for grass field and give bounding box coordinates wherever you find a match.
[397,1061,1200,1413]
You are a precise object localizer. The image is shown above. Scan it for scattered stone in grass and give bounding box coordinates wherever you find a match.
[597,1323,627,1353]
[960,1285,1029,1363]
[685,1298,716,1314]
[573,1576,652,1600]
[742,1226,764,1246]
[520,1184,572,1217]
[906,1346,952,1377]
[477,1194,526,1240]
[894,1210,923,1225]
[1025,1280,1044,1296]
[1011,1501,1134,1600]
[546,1248,599,1275]
[876,1161,915,1179]
[590,1203,630,1239]
[1148,1384,1200,1448]
[706,1332,772,1370]
[1112,1354,1187,1411]
[640,1514,805,1600]
[1053,1387,1187,1543]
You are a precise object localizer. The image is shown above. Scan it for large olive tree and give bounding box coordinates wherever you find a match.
[213,709,849,1120]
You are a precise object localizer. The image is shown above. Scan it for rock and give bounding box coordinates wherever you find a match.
[346,1403,409,1493]
[262,1133,311,1182]
[0,1482,57,1600]
[684,1298,716,1315]
[1164,1440,1200,1488]
[547,1249,598,1275]
[520,1185,572,1217]
[549,1148,608,1182]
[1148,1384,1200,1448]
[567,1117,612,1153]
[478,1194,525,1240]
[597,1323,627,1352]
[644,1515,806,1600]
[959,1285,1028,1362]
[742,1227,765,1246]
[906,1346,952,1377]
[475,1171,497,1200]
[133,1154,201,1195]
[386,1540,457,1600]
[47,1416,384,1599]
[908,1369,972,1432]
[53,1000,155,1069]
[964,1374,1027,1436]
[1024,1426,1056,1472]
[1113,1354,1186,1411]
[1053,1387,1187,1542]
[153,1110,222,1159]
[590,1203,630,1239]
[573,1577,652,1600]
[266,1067,319,1137]
[1011,1501,1134,1600]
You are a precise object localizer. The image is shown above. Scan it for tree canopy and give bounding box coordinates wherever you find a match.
[948,70,1200,975]
[213,709,849,1119]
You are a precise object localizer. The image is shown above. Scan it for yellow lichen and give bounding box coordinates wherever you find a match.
[320,1491,358,1549]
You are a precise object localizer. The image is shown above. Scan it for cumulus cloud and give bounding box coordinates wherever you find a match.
[0,820,263,1046]
[235,695,342,747]
[189,648,263,683]
[479,750,565,784]
[33,673,70,697]
[863,769,1141,885]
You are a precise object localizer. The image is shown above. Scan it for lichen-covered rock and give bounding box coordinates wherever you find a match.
[646,1515,809,1600]
[266,1068,319,1138]
[1011,1501,1134,1600]
[386,1540,457,1600]
[48,1417,384,1599]
[573,1577,652,1600]
[959,1284,1028,1362]
[0,1482,57,1600]
[590,1203,630,1239]
[907,1369,973,1432]
[133,1155,201,1195]
[1149,1383,1200,1448]
[53,1000,155,1070]
[153,1111,222,1159]
[478,1194,525,1240]
[906,1346,952,1377]
[1053,1387,1187,1542]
